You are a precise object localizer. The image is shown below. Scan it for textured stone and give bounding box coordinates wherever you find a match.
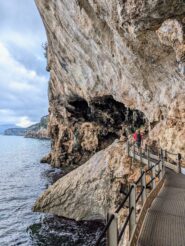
[149,95,185,158]
[33,141,130,220]
[35,0,185,165]
[40,153,52,164]
[157,19,185,75]
[34,0,185,223]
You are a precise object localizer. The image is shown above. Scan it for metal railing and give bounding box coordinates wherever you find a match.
[95,141,181,246]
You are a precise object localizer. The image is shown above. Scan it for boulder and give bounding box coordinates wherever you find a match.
[40,153,52,164]
[33,140,130,220]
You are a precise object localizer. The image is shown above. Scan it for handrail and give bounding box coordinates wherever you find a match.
[155,159,161,166]
[95,140,181,246]
[145,160,161,173]
[136,186,145,203]
[135,171,145,185]
[115,185,134,214]
[145,165,155,173]
[166,151,178,156]
[95,185,134,245]
[131,142,182,162]
[118,207,134,243]
[156,170,161,178]
[94,214,115,246]
[146,177,155,188]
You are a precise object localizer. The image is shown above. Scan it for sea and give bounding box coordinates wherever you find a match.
[0,135,104,246]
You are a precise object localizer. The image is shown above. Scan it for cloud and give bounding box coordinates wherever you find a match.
[0,109,35,127]
[16,116,36,128]
[0,0,49,126]
[0,41,48,126]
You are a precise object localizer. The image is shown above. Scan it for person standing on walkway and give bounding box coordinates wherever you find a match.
[133,129,142,148]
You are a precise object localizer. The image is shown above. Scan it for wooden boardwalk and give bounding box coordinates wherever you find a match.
[138,169,185,246]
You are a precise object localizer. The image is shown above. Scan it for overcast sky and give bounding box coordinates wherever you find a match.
[0,0,49,127]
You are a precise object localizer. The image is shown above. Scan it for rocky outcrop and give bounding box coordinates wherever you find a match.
[4,128,27,136]
[0,124,17,134]
[33,139,138,220]
[25,115,50,139]
[48,95,145,167]
[3,116,50,139]
[25,127,49,139]
[35,0,185,166]
[40,152,52,164]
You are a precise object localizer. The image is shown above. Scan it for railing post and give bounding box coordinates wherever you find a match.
[107,213,118,246]
[177,153,182,174]
[151,165,156,189]
[161,153,165,177]
[141,169,146,204]
[147,147,150,167]
[129,184,136,239]
[159,160,163,180]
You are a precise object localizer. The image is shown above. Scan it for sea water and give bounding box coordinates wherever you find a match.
[0,135,104,246]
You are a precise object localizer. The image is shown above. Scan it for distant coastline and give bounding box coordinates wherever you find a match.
[3,116,50,140]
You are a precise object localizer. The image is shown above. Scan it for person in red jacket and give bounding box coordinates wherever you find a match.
[133,129,142,148]
[133,131,137,142]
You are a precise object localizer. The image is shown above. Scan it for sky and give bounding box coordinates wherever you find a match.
[0,0,49,127]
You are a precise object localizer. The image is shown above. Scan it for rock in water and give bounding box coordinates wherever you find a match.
[40,153,52,164]
[33,141,131,220]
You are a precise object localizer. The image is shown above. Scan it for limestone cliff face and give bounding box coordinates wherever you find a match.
[34,0,185,223]
[35,0,185,167]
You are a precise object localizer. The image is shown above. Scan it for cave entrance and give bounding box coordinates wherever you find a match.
[89,95,146,131]
[67,97,91,121]
[67,95,146,130]
[57,95,148,166]
[66,95,147,149]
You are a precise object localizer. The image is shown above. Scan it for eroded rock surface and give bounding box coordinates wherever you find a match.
[33,140,140,220]
[35,0,185,165]
[157,18,185,75]
[49,95,145,167]
[34,0,185,225]
[149,94,185,158]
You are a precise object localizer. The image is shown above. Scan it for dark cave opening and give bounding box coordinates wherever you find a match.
[67,97,90,121]
[67,95,147,149]
[55,95,148,166]
[89,96,146,130]
[67,95,146,130]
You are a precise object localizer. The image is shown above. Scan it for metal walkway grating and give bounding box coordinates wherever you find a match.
[137,170,185,246]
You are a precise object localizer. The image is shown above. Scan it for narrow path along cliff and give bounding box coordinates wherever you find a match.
[33,0,185,245]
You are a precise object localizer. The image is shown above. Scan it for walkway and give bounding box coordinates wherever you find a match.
[138,169,185,246]
[95,142,183,246]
